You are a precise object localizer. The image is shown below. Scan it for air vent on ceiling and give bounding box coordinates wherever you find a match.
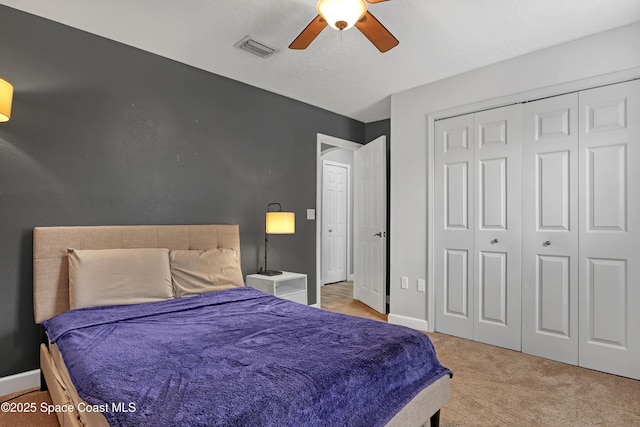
[234,36,278,59]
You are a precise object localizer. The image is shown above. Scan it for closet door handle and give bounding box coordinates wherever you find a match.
[491,239,499,244]
[543,241,551,246]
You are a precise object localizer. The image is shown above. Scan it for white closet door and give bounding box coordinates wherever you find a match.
[522,93,579,365]
[472,105,522,351]
[578,79,640,380]
[435,114,475,340]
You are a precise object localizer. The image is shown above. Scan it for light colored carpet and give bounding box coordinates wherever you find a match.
[322,281,640,426]
[2,283,638,426]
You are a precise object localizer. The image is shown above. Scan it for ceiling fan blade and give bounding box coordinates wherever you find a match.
[366,0,390,3]
[289,15,328,50]
[355,11,399,52]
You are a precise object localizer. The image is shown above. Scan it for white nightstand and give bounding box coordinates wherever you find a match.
[245,272,308,305]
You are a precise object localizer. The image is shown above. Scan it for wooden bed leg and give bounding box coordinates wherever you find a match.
[430,409,441,427]
[40,369,48,391]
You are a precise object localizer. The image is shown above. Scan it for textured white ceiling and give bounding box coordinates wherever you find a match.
[1,0,639,122]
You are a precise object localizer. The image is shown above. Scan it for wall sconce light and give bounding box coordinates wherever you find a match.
[259,202,295,276]
[0,78,14,123]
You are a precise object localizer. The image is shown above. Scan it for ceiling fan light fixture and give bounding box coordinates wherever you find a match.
[317,0,367,31]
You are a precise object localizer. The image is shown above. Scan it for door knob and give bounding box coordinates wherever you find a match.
[543,241,551,246]
[373,232,382,237]
[491,239,499,244]
[328,229,333,233]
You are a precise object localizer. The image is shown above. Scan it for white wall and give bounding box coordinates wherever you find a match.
[389,22,640,325]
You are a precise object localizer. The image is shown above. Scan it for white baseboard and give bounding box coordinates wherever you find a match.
[310,303,320,308]
[388,313,429,332]
[0,369,41,396]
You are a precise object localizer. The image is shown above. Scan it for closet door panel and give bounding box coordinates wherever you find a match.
[444,249,469,317]
[473,105,522,351]
[445,162,469,229]
[479,158,507,230]
[435,114,475,339]
[536,255,571,336]
[586,144,627,231]
[579,79,640,380]
[478,251,507,325]
[522,93,579,365]
[587,258,627,347]
[537,151,571,230]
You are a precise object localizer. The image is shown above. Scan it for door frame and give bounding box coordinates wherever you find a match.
[426,67,640,332]
[315,133,362,307]
[321,159,351,285]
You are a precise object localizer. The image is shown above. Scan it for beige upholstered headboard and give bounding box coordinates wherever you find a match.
[33,224,240,323]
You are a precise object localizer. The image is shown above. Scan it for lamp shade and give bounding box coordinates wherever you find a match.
[266,212,295,234]
[0,78,13,123]
[317,0,367,31]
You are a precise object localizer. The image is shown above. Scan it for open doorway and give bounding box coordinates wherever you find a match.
[315,133,388,314]
[315,134,361,308]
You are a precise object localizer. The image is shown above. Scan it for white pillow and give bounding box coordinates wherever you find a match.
[170,249,244,298]
[68,248,173,309]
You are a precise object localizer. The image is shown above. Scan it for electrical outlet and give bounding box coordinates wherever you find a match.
[401,277,409,289]
[417,279,426,293]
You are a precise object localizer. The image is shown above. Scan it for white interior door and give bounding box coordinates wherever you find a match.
[435,105,522,350]
[578,79,640,380]
[472,105,522,351]
[522,93,579,365]
[354,135,387,313]
[432,79,640,378]
[322,161,348,284]
[434,114,475,340]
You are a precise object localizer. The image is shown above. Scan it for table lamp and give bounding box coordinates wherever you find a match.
[259,202,295,276]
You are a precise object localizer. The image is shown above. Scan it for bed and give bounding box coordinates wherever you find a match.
[33,224,451,427]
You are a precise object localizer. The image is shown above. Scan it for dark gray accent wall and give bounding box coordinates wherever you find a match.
[0,5,365,378]
[364,119,390,145]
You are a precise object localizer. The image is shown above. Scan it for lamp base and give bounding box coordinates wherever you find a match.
[257,269,283,276]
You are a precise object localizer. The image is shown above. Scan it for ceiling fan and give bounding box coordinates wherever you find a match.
[289,0,399,53]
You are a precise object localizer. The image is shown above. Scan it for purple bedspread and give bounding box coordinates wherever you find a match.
[43,287,451,427]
